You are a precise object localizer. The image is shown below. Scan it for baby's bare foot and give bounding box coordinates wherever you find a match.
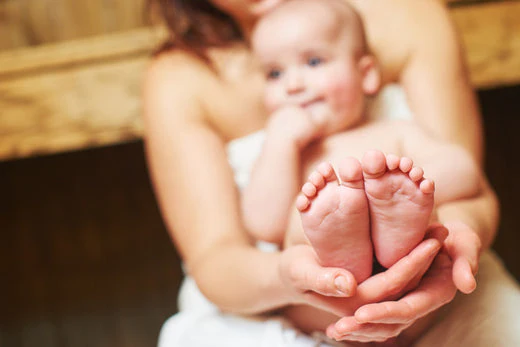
[362,150,435,268]
[297,158,372,282]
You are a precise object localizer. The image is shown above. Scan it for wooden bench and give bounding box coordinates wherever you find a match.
[0,0,519,161]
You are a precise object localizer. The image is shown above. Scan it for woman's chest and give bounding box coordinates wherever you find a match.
[206,51,269,141]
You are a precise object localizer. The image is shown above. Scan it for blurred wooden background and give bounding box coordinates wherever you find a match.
[1,0,519,346]
[0,0,519,160]
[0,0,147,50]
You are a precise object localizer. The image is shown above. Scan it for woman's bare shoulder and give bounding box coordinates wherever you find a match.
[362,0,449,20]
[354,0,455,81]
[142,50,217,125]
[144,50,214,95]
[374,0,455,44]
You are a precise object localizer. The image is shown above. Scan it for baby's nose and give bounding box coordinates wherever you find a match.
[285,68,305,94]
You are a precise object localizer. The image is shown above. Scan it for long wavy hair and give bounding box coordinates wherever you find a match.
[147,0,243,63]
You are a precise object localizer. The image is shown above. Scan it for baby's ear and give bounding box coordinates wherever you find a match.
[359,55,381,95]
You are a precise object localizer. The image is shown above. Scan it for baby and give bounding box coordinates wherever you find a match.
[243,0,480,286]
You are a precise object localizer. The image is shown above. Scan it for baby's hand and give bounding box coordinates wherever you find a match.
[267,106,324,148]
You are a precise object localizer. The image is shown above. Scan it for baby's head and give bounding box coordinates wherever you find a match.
[252,0,380,135]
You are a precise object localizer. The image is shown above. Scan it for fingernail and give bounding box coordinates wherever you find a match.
[334,276,349,294]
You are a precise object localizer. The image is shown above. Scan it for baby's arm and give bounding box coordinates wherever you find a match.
[242,106,321,244]
[399,120,481,205]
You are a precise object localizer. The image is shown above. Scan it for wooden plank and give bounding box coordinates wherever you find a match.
[0,2,519,161]
[0,58,147,159]
[446,0,510,6]
[451,1,520,89]
[0,27,167,160]
[0,0,30,51]
[0,142,182,346]
[0,0,147,51]
[0,27,166,78]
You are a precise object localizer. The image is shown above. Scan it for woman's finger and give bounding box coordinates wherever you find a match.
[398,224,449,294]
[452,256,477,294]
[354,253,456,325]
[443,221,481,294]
[425,223,449,243]
[281,245,358,298]
[302,291,356,317]
[326,318,407,343]
[355,238,441,304]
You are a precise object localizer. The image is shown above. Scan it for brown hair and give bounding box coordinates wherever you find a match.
[147,0,243,62]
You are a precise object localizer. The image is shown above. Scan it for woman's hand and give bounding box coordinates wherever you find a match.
[279,244,358,309]
[327,251,455,343]
[279,229,445,318]
[443,221,481,294]
[326,223,474,343]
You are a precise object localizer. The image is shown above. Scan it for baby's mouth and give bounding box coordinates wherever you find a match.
[300,97,324,109]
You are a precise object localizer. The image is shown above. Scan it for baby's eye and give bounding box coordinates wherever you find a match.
[266,68,282,80]
[307,57,323,67]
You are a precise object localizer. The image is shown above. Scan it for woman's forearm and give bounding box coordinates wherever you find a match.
[189,241,292,314]
[436,176,499,251]
[400,0,484,166]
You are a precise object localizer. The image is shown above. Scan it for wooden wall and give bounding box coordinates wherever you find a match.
[0,0,492,51]
[0,0,147,51]
[0,0,519,162]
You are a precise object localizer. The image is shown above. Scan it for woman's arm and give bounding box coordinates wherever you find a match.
[437,179,499,292]
[399,0,484,166]
[396,0,500,295]
[399,121,499,265]
[142,53,446,318]
[325,1,495,342]
[142,53,362,314]
[143,54,288,313]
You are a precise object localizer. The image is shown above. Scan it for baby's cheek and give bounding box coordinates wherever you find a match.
[327,77,360,107]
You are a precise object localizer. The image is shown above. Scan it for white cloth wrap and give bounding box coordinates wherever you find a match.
[158,85,520,347]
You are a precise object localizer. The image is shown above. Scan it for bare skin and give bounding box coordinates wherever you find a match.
[362,150,435,268]
[296,149,436,283]
[248,0,472,300]
[144,0,497,344]
[297,159,372,283]
[281,119,482,336]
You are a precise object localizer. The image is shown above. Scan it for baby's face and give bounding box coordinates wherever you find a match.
[253,4,368,134]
